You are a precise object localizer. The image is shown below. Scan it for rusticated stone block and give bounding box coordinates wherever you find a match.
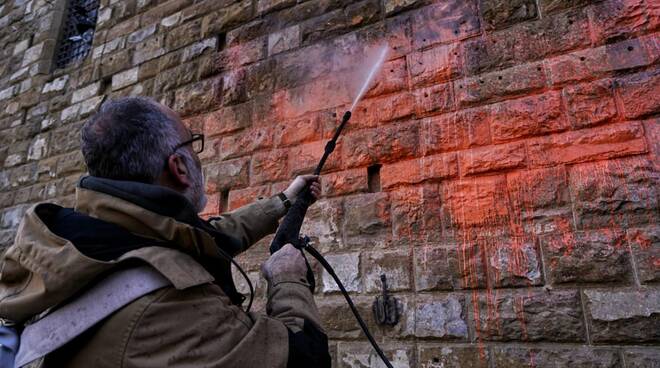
[227,185,270,210]
[485,236,543,287]
[627,226,660,283]
[173,78,217,116]
[492,346,620,367]
[475,290,585,341]
[384,0,429,15]
[585,289,660,342]
[390,185,444,243]
[480,0,538,30]
[416,295,468,339]
[459,142,526,176]
[563,79,617,129]
[220,128,272,163]
[587,0,652,43]
[347,92,415,129]
[414,243,487,291]
[300,0,381,45]
[411,1,481,50]
[203,157,249,192]
[418,345,489,368]
[300,198,344,251]
[203,101,253,137]
[541,230,632,284]
[320,169,368,197]
[249,149,288,185]
[343,192,390,247]
[407,43,461,88]
[568,157,658,229]
[413,82,454,117]
[381,153,458,190]
[362,249,410,292]
[506,167,573,235]
[616,70,660,119]
[441,175,510,231]
[528,122,647,167]
[321,252,360,293]
[547,38,651,85]
[455,63,546,107]
[338,342,415,368]
[624,348,660,368]
[464,9,589,75]
[422,106,491,155]
[539,0,600,15]
[490,91,568,143]
[341,122,419,169]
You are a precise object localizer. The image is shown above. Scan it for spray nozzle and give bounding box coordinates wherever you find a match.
[342,110,352,123]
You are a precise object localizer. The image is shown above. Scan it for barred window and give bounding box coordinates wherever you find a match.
[54,0,100,69]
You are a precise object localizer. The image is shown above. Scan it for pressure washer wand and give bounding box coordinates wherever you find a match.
[269,110,352,254]
[268,110,394,368]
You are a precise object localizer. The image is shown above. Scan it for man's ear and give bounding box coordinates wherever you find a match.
[166,154,192,189]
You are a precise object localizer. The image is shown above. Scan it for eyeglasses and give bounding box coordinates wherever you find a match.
[174,131,204,154]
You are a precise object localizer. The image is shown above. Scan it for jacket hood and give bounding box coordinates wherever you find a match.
[0,176,241,324]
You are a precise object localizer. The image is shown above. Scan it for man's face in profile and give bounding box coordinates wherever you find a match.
[162,105,207,213]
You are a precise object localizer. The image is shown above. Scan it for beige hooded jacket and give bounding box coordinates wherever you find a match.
[0,177,324,367]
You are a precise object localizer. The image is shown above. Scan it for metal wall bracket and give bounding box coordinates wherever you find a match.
[372,274,399,326]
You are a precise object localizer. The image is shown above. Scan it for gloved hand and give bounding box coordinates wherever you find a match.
[283,175,321,203]
[262,244,308,285]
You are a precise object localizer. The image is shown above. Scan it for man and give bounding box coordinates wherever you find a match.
[0,97,330,367]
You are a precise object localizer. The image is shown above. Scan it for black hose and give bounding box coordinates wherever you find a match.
[303,244,393,368]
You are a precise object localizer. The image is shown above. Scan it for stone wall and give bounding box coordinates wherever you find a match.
[1,0,659,366]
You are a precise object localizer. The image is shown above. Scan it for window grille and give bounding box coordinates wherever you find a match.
[54,0,100,69]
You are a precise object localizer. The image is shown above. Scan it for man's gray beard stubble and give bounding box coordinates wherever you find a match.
[182,153,207,213]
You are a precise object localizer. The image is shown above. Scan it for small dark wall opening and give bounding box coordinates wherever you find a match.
[367,164,381,193]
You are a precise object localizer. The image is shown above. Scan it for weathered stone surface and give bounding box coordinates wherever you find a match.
[320,169,367,197]
[173,78,217,116]
[422,107,491,154]
[267,25,299,56]
[563,79,617,129]
[381,154,458,190]
[204,157,249,193]
[568,157,659,229]
[485,236,542,287]
[585,289,660,342]
[616,70,660,119]
[111,67,139,91]
[476,290,585,341]
[480,0,538,30]
[249,149,288,185]
[490,91,568,142]
[506,167,574,235]
[411,1,480,50]
[418,345,489,368]
[459,142,526,176]
[341,123,419,169]
[407,43,461,88]
[442,175,510,232]
[624,348,660,368]
[300,198,344,251]
[362,250,410,292]
[528,122,648,167]
[415,295,468,339]
[627,226,660,284]
[492,346,620,368]
[455,63,546,107]
[542,230,632,284]
[343,193,390,248]
[338,342,414,368]
[587,0,652,43]
[547,38,651,85]
[415,243,487,291]
[322,252,360,293]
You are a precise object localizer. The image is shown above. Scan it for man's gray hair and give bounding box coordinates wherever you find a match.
[81,97,180,183]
